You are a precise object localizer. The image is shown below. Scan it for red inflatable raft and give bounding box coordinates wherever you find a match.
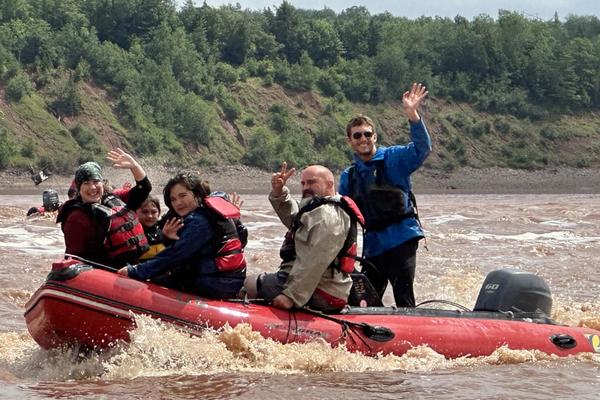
[24,259,600,358]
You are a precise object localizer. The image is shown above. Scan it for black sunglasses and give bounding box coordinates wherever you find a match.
[352,130,374,140]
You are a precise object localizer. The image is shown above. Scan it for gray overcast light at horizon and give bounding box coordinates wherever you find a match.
[184,0,599,19]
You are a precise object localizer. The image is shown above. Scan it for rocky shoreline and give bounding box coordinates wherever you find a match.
[1,165,599,195]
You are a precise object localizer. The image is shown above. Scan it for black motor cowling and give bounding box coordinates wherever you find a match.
[473,269,552,317]
[42,189,60,212]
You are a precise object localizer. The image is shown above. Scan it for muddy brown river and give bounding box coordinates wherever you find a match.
[0,192,599,399]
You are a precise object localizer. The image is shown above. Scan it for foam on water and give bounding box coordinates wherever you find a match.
[3,314,599,384]
[426,214,472,225]
[552,297,600,327]
[245,237,285,250]
[439,230,600,245]
[0,225,64,256]
[1,195,600,397]
[243,212,280,221]
[539,219,579,228]
[244,221,282,230]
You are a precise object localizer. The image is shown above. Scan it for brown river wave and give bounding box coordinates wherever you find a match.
[0,188,599,399]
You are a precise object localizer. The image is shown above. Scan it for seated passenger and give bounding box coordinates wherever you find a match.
[243,163,361,313]
[136,196,166,261]
[118,172,247,300]
[136,195,183,261]
[56,148,151,267]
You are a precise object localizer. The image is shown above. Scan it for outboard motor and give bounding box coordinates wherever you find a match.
[473,269,552,317]
[42,189,60,212]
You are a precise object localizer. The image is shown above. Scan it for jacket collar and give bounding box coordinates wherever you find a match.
[353,146,386,165]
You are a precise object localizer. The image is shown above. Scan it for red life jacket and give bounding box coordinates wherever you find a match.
[91,195,149,262]
[203,196,247,273]
[279,196,365,273]
[27,206,45,216]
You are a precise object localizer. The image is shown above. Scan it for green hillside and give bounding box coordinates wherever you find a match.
[1,1,600,174]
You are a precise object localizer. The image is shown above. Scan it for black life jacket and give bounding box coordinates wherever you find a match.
[144,224,164,246]
[90,195,150,262]
[202,196,247,273]
[279,196,364,274]
[138,224,166,261]
[348,160,418,231]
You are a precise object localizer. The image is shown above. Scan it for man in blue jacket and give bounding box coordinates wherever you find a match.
[338,82,431,307]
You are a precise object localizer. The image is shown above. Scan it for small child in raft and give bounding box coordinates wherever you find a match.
[136,195,182,261]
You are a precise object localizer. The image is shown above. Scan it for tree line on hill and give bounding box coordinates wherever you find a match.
[1,0,599,171]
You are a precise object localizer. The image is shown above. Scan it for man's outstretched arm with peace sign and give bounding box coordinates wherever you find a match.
[269,161,297,229]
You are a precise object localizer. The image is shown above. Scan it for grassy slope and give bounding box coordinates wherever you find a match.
[0,90,78,168]
[1,78,600,172]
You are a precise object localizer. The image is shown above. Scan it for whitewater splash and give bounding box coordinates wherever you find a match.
[4,315,599,383]
[1,194,600,399]
[0,224,64,255]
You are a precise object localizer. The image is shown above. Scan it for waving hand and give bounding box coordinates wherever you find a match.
[106,148,146,181]
[402,82,428,122]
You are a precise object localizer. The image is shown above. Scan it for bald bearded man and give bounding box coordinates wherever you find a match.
[243,163,363,313]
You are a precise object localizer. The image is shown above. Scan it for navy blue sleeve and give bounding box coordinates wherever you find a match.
[128,212,213,280]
